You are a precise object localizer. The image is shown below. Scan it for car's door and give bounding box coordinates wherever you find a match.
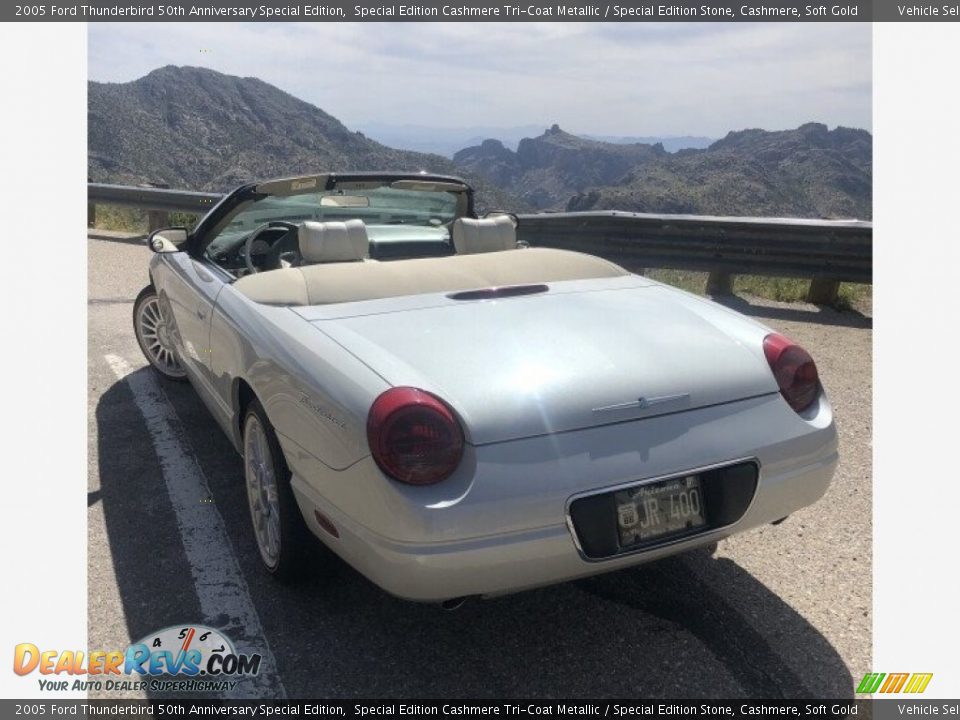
[152,251,225,395]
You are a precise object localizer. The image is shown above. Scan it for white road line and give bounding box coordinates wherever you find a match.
[105,354,286,700]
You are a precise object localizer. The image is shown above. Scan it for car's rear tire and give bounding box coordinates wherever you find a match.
[133,285,187,381]
[243,399,317,582]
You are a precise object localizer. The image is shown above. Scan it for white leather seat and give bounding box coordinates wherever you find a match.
[299,219,369,264]
[451,216,517,254]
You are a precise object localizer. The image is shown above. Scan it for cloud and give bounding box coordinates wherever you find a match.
[88,22,871,136]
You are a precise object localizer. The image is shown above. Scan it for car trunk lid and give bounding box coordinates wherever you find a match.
[298,281,778,445]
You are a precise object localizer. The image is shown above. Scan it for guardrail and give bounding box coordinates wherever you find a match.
[88,183,871,304]
[87,182,222,232]
[87,183,223,213]
[514,211,872,303]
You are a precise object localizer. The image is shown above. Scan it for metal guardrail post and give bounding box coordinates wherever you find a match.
[706,271,734,296]
[87,177,95,227]
[141,182,170,233]
[147,210,169,233]
[807,279,841,305]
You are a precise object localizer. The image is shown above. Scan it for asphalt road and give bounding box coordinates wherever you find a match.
[87,231,872,700]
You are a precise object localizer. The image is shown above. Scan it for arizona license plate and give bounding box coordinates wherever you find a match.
[614,474,707,547]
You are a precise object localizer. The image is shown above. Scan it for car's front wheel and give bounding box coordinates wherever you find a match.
[133,285,187,381]
[243,399,316,581]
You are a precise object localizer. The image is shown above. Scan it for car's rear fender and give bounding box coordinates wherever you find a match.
[208,284,389,468]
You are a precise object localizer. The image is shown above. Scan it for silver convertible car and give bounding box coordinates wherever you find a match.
[134,172,838,605]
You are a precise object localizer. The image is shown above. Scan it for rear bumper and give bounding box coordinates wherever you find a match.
[293,447,836,601]
[281,388,838,601]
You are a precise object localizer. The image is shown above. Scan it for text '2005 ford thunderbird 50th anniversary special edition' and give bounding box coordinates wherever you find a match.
[133,172,837,604]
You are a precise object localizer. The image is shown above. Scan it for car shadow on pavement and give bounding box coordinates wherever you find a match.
[95,371,854,699]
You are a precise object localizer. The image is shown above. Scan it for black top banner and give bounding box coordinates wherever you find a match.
[0,699,948,718]
[7,699,960,719]
[7,0,960,22]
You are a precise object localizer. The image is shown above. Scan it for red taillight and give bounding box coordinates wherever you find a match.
[367,387,464,485]
[763,333,820,414]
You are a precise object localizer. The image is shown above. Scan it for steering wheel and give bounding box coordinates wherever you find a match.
[263,222,302,271]
[243,221,299,274]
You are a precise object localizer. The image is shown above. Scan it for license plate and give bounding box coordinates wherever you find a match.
[614,474,707,547]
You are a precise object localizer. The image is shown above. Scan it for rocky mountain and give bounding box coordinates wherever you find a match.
[89,67,871,221]
[354,123,548,157]
[355,123,713,157]
[87,66,519,212]
[583,134,714,152]
[454,123,872,219]
[453,125,669,209]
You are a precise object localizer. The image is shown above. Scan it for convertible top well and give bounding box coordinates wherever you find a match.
[233,247,629,306]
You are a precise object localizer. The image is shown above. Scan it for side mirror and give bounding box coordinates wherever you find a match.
[147,227,188,253]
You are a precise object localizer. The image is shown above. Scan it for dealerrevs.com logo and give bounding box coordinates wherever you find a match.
[13,625,262,694]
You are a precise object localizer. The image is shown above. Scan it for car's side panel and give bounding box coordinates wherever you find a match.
[150,253,220,375]
[207,284,388,469]
[149,253,233,433]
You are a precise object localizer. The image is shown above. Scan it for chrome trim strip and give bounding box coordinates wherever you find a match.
[593,393,691,413]
[563,456,760,563]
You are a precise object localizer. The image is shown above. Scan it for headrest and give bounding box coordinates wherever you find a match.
[298,220,369,264]
[452,216,517,254]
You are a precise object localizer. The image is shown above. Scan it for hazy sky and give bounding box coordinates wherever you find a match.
[88,22,871,137]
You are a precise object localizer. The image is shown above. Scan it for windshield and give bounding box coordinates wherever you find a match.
[200,178,472,274]
[206,184,461,254]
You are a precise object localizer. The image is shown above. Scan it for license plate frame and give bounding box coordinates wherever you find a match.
[613,474,708,548]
